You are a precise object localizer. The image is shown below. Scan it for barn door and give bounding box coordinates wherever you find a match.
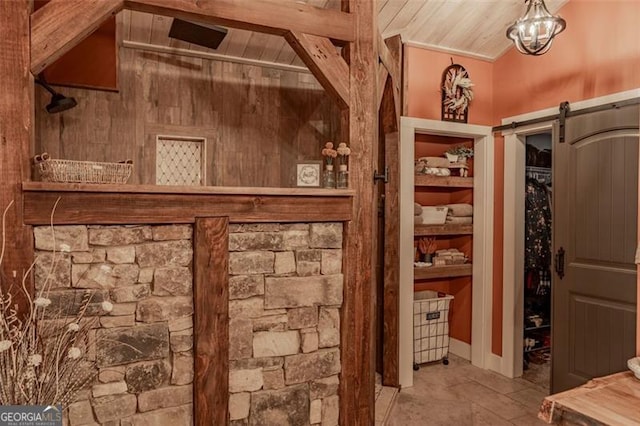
[552,104,639,393]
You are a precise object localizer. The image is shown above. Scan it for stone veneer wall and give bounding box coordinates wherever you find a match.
[227,223,343,426]
[33,221,343,426]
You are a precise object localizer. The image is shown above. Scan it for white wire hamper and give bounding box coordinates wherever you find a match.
[33,153,133,184]
[413,290,454,369]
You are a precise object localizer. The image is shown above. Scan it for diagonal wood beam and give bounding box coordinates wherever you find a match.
[31,0,124,74]
[377,62,389,110]
[386,35,403,128]
[285,31,349,109]
[378,32,400,94]
[125,0,354,43]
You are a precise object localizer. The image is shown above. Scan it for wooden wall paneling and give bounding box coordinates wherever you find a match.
[35,46,339,188]
[220,61,244,187]
[340,0,377,424]
[241,32,269,63]
[141,51,160,124]
[149,14,171,46]
[128,10,153,44]
[0,0,34,314]
[31,0,124,74]
[275,43,298,66]
[119,9,132,41]
[279,70,302,187]
[194,217,229,426]
[259,35,288,64]
[131,48,146,185]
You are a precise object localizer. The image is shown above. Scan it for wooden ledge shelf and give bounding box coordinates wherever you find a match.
[22,182,353,225]
[415,175,473,188]
[414,264,472,280]
[414,223,473,236]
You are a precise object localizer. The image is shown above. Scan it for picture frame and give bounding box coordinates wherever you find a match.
[295,161,322,187]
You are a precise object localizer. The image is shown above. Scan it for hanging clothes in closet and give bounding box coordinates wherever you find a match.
[525,178,552,272]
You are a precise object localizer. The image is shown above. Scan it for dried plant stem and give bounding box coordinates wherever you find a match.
[0,199,100,407]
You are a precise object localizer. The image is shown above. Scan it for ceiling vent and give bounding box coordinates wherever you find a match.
[168,19,228,50]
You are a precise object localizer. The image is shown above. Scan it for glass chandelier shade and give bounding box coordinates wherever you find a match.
[506,0,566,56]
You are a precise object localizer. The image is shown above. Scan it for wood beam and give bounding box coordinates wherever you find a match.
[382,131,400,387]
[125,0,355,43]
[194,217,229,426]
[340,0,377,424]
[377,63,389,110]
[285,31,350,109]
[384,35,403,127]
[1,0,34,314]
[22,183,353,225]
[30,0,123,74]
[380,70,397,135]
[378,32,400,94]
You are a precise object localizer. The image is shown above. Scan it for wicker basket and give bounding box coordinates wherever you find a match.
[34,153,133,184]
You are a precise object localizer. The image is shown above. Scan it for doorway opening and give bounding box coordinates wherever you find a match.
[501,89,640,391]
[522,132,553,391]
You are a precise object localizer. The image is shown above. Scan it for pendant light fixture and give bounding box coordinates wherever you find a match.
[506,0,566,56]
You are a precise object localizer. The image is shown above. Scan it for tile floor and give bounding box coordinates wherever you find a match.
[385,355,549,425]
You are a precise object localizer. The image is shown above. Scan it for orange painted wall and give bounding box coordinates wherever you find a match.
[406,0,640,358]
[406,46,494,126]
[493,0,640,122]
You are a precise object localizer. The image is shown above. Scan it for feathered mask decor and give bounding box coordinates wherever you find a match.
[441,61,474,123]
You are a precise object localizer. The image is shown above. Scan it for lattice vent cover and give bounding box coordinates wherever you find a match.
[156,136,205,186]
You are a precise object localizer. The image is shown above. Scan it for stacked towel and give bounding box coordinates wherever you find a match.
[445,203,472,224]
[433,248,467,266]
[414,203,423,224]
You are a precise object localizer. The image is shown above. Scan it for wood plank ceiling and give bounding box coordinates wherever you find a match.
[121,0,568,67]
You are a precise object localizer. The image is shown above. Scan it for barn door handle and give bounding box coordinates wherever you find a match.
[374,167,389,183]
[555,247,565,279]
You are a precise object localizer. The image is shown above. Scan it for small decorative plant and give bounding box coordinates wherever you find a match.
[445,145,474,163]
[446,145,474,159]
[0,200,110,407]
[321,142,338,169]
[336,142,351,169]
[417,237,437,263]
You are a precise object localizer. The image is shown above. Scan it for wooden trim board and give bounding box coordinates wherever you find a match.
[22,185,352,225]
[194,217,229,425]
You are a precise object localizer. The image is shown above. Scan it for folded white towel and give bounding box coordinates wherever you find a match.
[445,216,473,225]
[446,203,473,217]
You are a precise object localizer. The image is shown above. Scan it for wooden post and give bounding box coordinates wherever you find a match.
[0,0,34,313]
[194,217,229,426]
[378,35,403,387]
[340,0,377,424]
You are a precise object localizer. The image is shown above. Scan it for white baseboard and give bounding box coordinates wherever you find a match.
[449,338,471,360]
[486,353,503,375]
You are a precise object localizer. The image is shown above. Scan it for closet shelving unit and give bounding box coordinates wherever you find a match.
[414,159,474,284]
[413,157,473,282]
